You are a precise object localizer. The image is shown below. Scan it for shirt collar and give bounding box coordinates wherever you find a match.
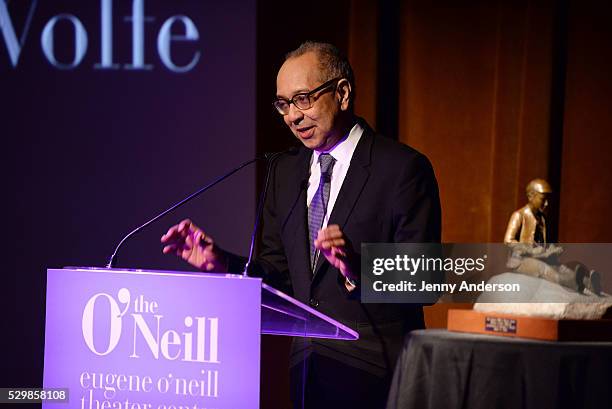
[311,122,364,167]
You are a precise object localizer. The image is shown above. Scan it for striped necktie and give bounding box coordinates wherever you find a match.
[308,153,336,269]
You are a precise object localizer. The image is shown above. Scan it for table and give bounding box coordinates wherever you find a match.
[386,329,612,409]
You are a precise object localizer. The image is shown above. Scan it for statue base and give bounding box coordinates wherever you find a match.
[473,272,612,320]
[447,309,612,341]
[447,272,612,341]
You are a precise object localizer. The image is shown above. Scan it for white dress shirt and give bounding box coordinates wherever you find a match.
[307,122,364,227]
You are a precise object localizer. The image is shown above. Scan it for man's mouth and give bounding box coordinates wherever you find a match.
[296,126,315,139]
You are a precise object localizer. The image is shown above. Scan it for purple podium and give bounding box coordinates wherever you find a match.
[43,267,358,408]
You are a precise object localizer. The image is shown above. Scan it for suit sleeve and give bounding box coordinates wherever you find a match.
[392,153,442,243]
[388,153,442,305]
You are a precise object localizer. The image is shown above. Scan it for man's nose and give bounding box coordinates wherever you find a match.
[286,103,304,123]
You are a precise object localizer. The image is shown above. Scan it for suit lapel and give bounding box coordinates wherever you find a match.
[312,127,374,277]
[280,147,312,275]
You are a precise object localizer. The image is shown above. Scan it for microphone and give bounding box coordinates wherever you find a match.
[243,146,299,275]
[106,147,298,269]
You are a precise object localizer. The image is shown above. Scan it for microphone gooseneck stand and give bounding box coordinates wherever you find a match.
[107,156,262,269]
[107,147,298,270]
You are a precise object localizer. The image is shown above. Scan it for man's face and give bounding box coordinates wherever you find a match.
[276,52,346,151]
[529,191,550,213]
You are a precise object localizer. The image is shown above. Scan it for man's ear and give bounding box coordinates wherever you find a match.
[337,79,352,111]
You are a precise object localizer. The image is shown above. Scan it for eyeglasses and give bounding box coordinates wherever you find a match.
[273,77,342,115]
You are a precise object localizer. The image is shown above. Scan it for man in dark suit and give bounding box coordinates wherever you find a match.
[162,41,441,408]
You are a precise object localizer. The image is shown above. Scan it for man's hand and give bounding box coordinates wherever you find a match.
[161,219,228,272]
[314,224,358,289]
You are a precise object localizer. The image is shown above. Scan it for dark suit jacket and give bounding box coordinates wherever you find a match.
[231,121,441,375]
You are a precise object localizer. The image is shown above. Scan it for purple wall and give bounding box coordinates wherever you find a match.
[1,0,255,392]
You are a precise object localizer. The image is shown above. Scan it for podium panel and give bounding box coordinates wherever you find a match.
[44,268,262,409]
[261,283,359,340]
[43,267,358,408]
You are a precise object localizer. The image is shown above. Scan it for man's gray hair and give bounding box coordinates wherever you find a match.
[285,41,355,90]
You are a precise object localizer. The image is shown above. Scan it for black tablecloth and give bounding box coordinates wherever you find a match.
[386,329,612,409]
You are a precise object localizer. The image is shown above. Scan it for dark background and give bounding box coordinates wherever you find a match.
[1,0,257,401]
[2,1,612,408]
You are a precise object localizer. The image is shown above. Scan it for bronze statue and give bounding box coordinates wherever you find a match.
[504,179,551,244]
[504,178,601,294]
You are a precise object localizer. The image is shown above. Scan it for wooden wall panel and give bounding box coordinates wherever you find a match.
[397,1,555,243]
[395,1,558,327]
[489,1,556,241]
[348,0,379,127]
[558,1,612,242]
[398,2,501,242]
